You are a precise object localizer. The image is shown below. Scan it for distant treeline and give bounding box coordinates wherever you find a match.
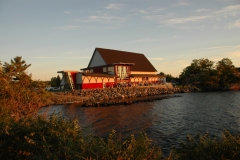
[161,58,240,91]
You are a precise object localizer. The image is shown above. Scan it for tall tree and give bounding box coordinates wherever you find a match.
[179,58,219,90]
[216,58,237,89]
[0,56,51,120]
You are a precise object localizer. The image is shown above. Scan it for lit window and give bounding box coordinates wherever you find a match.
[108,66,114,72]
[103,67,107,72]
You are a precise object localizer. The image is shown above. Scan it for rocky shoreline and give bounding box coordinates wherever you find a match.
[49,85,188,107]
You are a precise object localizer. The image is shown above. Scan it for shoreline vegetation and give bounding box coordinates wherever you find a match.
[1,56,240,159]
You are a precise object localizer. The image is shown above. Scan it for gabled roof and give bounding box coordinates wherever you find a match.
[87,48,157,72]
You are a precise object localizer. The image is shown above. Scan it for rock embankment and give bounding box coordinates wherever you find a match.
[49,85,184,107]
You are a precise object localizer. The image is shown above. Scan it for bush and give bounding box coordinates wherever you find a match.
[171,131,240,160]
[0,113,162,159]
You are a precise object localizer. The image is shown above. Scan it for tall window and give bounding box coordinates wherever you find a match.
[117,66,129,80]
[108,66,114,72]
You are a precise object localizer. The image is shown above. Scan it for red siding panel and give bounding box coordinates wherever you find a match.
[82,83,103,89]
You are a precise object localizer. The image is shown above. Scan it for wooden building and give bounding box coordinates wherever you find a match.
[58,48,165,90]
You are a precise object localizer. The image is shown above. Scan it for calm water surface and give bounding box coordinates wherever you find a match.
[39,91,240,154]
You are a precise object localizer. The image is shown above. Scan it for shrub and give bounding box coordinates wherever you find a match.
[0,113,162,159]
[171,131,240,160]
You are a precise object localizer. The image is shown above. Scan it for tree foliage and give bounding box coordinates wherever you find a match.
[159,72,178,83]
[0,56,52,120]
[216,58,238,89]
[179,58,239,91]
[50,75,61,87]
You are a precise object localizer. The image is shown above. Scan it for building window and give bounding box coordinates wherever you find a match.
[108,66,114,72]
[103,67,107,73]
[117,66,129,80]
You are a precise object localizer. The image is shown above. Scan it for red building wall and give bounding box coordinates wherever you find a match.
[82,83,103,89]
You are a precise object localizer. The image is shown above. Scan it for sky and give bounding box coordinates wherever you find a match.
[0,0,240,80]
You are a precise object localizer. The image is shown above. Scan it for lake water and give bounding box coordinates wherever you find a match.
[39,91,240,155]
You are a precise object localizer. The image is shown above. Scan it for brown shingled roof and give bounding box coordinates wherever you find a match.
[89,48,157,72]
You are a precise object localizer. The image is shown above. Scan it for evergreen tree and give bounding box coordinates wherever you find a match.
[0,56,51,120]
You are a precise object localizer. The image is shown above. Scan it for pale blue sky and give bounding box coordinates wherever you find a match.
[1,0,240,80]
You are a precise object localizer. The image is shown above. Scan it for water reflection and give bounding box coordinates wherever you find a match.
[39,91,240,155]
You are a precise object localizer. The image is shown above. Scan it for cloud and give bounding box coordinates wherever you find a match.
[148,58,164,60]
[144,14,209,27]
[176,60,189,67]
[33,57,56,59]
[33,56,90,59]
[194,8,209,12]
[139,10,148,14]
[88,14,125,23]
[228,19,240,29]
[143,4,240,29]
[171,1,189,7]
[64,11,71,14]
[214,4,240,16]
[204,46,231,50]
[225,51,240,58]
[54,25,80,30]
[105,4,123,9]
[166,16,209,25]
[125,37,159,43]
[63,57,90,58]
[151,7,166,13]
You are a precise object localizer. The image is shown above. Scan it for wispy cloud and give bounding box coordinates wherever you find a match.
[54,25,80,30]
[214,4,240,16]
[151,7,166,13]
[88,14,125,23]
[105,4,123,9]
[143,4,240,29]
[225,51,240,58]
[171,1,189,7]
[176,60,189,67]
[194,8,209,13]
[204,46,231,50]
[139,10,148,14]
[228,19,240,29]
[64,10,71,14]
[33,56,90,59]
[63,57,90,58]
[149,58,164,60]
[125,37,159,43]
[33,57,57,59]
[166,16,209,25]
